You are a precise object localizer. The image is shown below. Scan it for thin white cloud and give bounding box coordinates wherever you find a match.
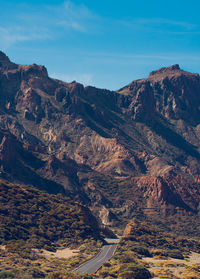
[119,17,198,33]
[163,31,200,35]
[50,1,98,33]
[51,73,94,86]
[136,18,196,30]
[0,1,97,49]
[64,1,94,19]
[76,50,200,63]
[0,1,198,52]
[58,20,86,32]
[0,26,50,49]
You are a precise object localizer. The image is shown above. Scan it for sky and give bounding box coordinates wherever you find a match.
[0,0,200,90]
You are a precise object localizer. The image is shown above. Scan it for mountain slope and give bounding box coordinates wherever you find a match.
[0,51,200,226]
[0,179,102,248]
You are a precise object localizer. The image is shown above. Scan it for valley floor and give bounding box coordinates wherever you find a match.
[34,247,79,259]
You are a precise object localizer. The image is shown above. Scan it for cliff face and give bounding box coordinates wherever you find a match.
[0,51,199,223]
[118,64,200,124]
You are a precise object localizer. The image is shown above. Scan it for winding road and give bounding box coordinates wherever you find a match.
[73,243,117,274]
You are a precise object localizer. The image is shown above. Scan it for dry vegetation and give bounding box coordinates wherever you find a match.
[0,179,106,278]
[0,179,102,249]
[84,219,200,279]
[1,180,200,279]
[0,242,101,279]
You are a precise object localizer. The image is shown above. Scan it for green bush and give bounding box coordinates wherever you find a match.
[103,262,111,267]
[45,271,64,279]
[0,271,14,278]
[120,264,151,279]
[131,246,151,257]
[167,249,184,259]
[98,270,110,278]
[80,275,93,279]
[46,271,80,279]
[27,268,46,278]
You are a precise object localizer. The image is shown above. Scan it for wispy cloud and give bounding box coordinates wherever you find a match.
[52,49,200,63]
[119,17,198,34]
[136,18,195,30]
[0,1,97,49]
[0,26,50,49]
[49,1,98,33]
[0,0,199,55]
[58,20,86,32]
[76,50,200,64]
[64,1,94,20]
[51,72,94,86]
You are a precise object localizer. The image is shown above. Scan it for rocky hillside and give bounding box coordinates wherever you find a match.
[0,51,200,226]
[0,179,102,248]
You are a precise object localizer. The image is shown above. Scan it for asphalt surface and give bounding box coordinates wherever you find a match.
[73,243,117,274]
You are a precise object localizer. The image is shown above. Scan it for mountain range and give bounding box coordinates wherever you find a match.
[0,51,200,229]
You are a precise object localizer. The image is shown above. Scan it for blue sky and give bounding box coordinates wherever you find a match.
[1,0,200,90]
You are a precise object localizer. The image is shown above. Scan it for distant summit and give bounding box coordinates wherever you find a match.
[0,51,17,69]
[149,64,181,77]
[148,64,199,80]
[0,51,10,61]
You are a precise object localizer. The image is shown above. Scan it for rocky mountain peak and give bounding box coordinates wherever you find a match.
[0,51,17,69]
[0,51,10,62]
[20,64,48,78]
[118,64,200,123]
[149,64,181,77]
[147,64,199,82]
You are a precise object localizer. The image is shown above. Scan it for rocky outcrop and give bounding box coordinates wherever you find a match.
[118,64,200,124]
[0,133,18,169]
[0,51,17,69]
[134,171,200,212]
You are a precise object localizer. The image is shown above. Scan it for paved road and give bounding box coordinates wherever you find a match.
[73,243,117,274]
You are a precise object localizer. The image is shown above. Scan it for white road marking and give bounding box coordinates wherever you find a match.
[96,245,113,263]
[73,243,117,274]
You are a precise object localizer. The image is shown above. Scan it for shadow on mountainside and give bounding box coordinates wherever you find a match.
[147,116,200,161]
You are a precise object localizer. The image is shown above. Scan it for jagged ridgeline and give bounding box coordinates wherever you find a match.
[0,51,200,229]
[0,179,102,248]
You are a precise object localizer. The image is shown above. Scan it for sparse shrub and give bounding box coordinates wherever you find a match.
[119,264,151,279]
[152,249,163,256]
[0,271,14,278]
[120,271,136,279]
[46,272,81,279]
[27,268,46,278]
[98,270,110,278]
[46,271,65,279]
[167,249,184,259]
[103,262,111,267]
[80,275,93,279]
[119,252,136,263]
[131,246,151,257]
[79,245,86,252]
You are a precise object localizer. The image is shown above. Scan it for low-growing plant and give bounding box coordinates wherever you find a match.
[119,264,151,279]
[167,249,184,259]
[0,271,14,278]
[103,262,111,267]
[131,246,151,257]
